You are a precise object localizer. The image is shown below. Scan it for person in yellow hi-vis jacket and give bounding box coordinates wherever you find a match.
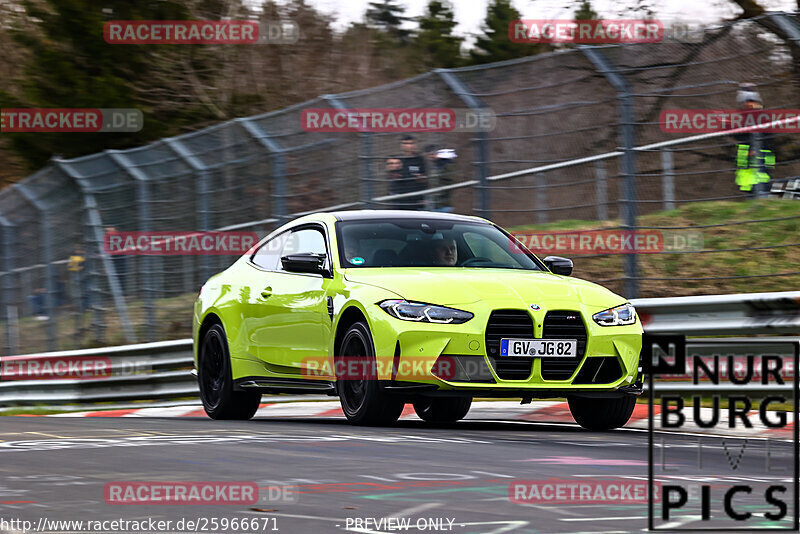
[734,84,774,199]
[67,245,89,311]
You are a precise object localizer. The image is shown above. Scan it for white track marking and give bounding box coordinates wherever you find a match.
[658,515,703,529]
[386,502,442,519]
[561,515,644,521]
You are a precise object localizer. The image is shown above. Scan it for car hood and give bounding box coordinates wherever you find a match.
[343,268,625,309]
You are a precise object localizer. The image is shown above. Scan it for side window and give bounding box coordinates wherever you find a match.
[251,232,289,270]
[282,228,326,255]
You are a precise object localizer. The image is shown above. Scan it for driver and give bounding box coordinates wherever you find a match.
[430,238,457,266]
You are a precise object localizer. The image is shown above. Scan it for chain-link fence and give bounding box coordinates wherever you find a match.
[3,13,800,354]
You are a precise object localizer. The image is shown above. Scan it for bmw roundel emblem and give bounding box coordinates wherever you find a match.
[530,304,540,310]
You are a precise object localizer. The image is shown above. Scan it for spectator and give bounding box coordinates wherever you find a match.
[734,83,774,199]
[396,135,426,210]
[68,245,89,311]
[424,145,457,212]
[386,156,414,209]
[68,246,85,273]
[26,278,65,320]
[105,226,130,294]
[27,287,47,320]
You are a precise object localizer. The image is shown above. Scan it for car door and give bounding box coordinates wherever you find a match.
[249,225,332,373]
[241,230,288,364]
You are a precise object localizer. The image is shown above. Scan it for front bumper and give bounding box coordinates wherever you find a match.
[368,305,642,394]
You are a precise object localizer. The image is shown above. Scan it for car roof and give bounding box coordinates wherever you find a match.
[328,210,487,223]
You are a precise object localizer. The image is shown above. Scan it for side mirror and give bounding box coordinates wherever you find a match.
[543,255,573,276]
[281,253,328,275]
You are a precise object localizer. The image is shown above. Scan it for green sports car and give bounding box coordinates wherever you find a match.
[193,210,643,429]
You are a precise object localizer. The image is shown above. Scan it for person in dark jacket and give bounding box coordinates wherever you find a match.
[395,135,426,210]
[386,156,408,209]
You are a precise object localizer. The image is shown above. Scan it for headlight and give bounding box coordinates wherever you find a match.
[378,300,473,324]
[592,303,637,326]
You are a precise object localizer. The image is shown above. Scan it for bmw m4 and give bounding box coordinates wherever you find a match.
[193,210,643,429]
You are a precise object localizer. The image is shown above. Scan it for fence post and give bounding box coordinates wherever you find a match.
[197,170,212,276]
[323,95,374,208]
[661,147,675,211]
[106,151,157,340]
[536,173,547,224]
[0,214,18,355]
[436,69,491,219]
[581,46,638,298]
[163,138,214,283]
[595,160,608,220]
[768,12,800,44]
[238,118,288,223]
[361,134,374,208]
[273,152,287,221]
[80,210,100,344]
[13,183,57,351]
[53,159,137,344]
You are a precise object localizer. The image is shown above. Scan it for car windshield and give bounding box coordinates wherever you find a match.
[336,219,544,270]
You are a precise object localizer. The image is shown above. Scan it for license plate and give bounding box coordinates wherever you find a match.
[500,338,577,358]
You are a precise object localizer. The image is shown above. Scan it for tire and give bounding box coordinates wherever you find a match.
[414,397,472,423]
[336,321,404,426]
[198,324,261,420]
[413,397,472,423]
[568,395,636,431]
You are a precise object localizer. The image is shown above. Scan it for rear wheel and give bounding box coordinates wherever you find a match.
[568,395,636,431]
[337,321,404,426]
[413,397,472,423]
[198,324,261,420]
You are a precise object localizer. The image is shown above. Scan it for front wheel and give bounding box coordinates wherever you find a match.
[198,324,261,420]
[337,321,404,426]
[413,397,472,423]
[568,395,636,431]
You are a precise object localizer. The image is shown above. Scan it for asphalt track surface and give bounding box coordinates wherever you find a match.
[0,415,795,534]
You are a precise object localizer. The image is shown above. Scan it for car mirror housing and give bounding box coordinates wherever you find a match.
[281,253,328,275]
[543,255,573,276]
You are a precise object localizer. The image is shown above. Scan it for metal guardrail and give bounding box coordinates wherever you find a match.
[0,339,195,406]
[0,292,798,409]
[633,291,800,335]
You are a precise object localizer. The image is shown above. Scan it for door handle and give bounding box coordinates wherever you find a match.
[261,286,272,298]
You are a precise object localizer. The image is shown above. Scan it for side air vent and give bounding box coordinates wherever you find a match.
[572,357,623,384]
